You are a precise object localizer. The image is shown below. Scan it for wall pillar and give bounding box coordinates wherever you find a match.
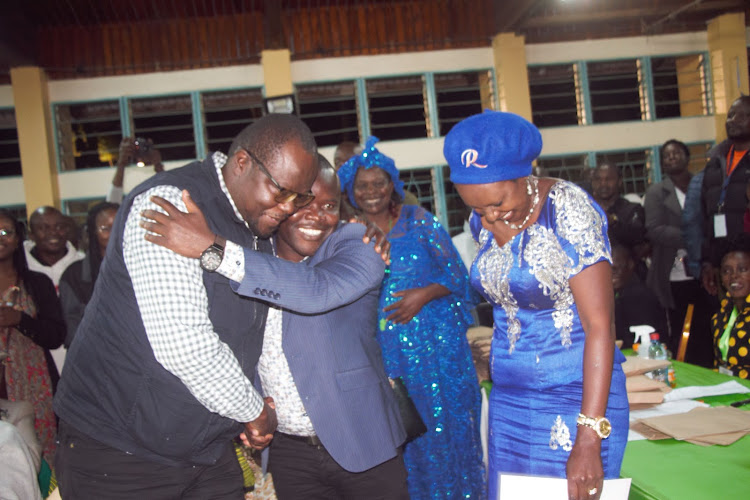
[491,33,532,121]
[10,66,59,213]
[707,12,749,143]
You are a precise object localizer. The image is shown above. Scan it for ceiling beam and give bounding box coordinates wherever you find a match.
[494,0,545,33]
[643,0,705,33]
[520,0,747,29]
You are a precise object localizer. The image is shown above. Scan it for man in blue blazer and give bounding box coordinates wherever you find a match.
[142,157,408,499]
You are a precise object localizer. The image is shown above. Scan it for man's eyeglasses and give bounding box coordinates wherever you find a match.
[241,149,315,208]
[0,228,16,238]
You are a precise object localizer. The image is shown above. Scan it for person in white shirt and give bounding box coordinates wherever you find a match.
[23,207,84,290]
[23,206,83,374]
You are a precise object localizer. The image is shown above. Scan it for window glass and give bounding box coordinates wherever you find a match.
[366,76,427,140]
[130,95,195,161]
[297,81,359,147]
[529,64,580,127]
[0,109,21,177]
[588,60,642,123]
[435,71,494,136]
[651,54,711,119]
[202,88,264,155]
[55,100,122,171]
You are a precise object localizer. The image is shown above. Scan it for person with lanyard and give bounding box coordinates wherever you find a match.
[712,233,750,379]
[698,95,750,297]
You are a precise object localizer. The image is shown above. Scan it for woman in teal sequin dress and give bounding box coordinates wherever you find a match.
[338,138,485,499]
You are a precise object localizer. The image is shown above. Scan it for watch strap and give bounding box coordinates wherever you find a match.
[210,237,225,253]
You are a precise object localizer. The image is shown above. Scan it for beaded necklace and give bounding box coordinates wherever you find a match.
[501,176,539,230]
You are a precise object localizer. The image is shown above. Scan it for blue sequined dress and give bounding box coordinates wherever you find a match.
[378,204,485,499]
[469,182,629,500]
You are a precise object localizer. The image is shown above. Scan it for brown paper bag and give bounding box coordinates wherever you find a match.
[621,357,671,377]
[638,406,750,441]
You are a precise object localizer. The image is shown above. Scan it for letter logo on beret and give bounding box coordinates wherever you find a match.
[461,149,487,169]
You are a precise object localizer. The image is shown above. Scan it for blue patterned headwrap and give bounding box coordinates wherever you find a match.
[337,136,405,209]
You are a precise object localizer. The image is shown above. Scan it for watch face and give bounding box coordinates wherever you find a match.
[201,247,223,272]
[598,418,612,438]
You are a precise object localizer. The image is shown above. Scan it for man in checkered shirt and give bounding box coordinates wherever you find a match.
[142,157,408,499]
[53,114,319,499]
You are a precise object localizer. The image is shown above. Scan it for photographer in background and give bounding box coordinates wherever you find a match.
[107,137,164,204]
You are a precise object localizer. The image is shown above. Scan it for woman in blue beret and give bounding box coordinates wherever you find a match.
[338,137,485,500]
[443,111,628,500]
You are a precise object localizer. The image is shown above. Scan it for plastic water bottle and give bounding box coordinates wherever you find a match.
[647,332,668,383]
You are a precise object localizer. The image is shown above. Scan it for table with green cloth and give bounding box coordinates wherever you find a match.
[621,358,750,500]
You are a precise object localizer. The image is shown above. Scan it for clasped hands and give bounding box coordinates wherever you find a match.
[241,397,277,450]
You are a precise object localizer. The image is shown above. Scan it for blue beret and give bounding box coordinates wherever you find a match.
[444,110,542,184]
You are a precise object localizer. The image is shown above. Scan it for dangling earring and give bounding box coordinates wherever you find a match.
[526,177,533,195]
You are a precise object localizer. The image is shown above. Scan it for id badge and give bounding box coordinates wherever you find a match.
[718,365,733,376]
[714,214,728,238]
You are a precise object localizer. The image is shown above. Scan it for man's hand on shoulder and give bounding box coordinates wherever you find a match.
[240,397,277,450]
[349,216,391,264]
[140,189,215,259]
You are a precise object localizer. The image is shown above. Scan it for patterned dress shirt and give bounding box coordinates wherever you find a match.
[219,244,316,435]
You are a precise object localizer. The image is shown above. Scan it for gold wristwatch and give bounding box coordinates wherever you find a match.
[576,413,612,439]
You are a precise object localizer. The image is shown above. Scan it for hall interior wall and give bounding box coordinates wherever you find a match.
[0,24,748,221]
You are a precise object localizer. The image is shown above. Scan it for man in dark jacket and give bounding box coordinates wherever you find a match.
[699,95,750,295]
[592,162,649,275]
[54,114,319,499]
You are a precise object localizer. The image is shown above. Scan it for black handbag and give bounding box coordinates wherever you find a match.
[389,377,428,443]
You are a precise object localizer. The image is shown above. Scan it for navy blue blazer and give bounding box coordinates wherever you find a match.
[232,222,407,472]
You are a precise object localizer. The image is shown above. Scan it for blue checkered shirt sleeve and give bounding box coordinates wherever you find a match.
[124,184,264,423]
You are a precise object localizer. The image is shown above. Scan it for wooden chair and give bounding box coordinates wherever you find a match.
[676,304,694,362]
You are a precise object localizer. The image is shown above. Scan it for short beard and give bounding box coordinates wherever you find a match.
[727,129,750,144]
[251,224,276,240]
[727,132,750,143]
